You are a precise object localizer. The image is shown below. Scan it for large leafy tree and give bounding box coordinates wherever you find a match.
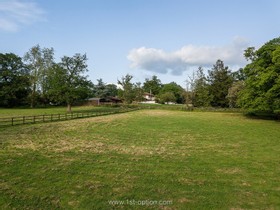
[117,74,135,104]
[47,54,93,112]
[134,82,144,102]
[238,37,280,112]
[227,81,245,108]
[159,91,176,104]
[0,53,30,107]
[24,45,54,107]
[192,67,212,107]
[105,84,118,97]
[208,60,234,107]
[143,75,162,95]
[159,82,185,104]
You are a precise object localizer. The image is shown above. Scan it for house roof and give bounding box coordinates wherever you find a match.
[143,92,154,97]
[87,98,100,101]
[87,97,122,102]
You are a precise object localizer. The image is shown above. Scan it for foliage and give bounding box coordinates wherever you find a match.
[142,75,162,95]
[105,84,118,97]
[92,78,106,97]
[93,79,118,98]
[117,74,135,104]
[158,91,176,103]
[159,82,185,104]
[192,67,212,107]
[238,37,280,112]
[232,68,247,81]
[244,47,257,61]
[0,53,30,107]
[227,81,245,108]
[134,82,144,102]
[23,45,54,107]
[47,54,93,112]
[208,60,234,107]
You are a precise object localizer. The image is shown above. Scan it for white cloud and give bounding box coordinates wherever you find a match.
[127,37,249,75]
[0,0,45,32]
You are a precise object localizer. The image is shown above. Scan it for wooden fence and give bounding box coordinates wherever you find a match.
[0,108,139,127]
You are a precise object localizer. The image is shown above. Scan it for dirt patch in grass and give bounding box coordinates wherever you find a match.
[178,197,192,203]
[216,167,243,175]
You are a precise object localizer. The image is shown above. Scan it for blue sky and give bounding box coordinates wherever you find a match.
[0,0,279,87]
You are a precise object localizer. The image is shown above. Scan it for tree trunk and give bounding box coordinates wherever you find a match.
[67,103,72,112]
[30,84,36,108]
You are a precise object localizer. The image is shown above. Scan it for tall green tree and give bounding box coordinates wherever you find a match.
[208,60,234,107]
[93,79,118,98]
[93,78,106,98]
[24,45,54,107]
[117,74,135,104]
[134,82,144,102]
[238,37,280,112]
[143,75,162,95]
[0,53,30,107]
[47,54,93,112]
[192,67,212,107]
[40,47,55,104]
[158,91,176,104]
[105,84,118,97]
[185,71,196,105]
[159,82,185,104]
[227,81,245,108]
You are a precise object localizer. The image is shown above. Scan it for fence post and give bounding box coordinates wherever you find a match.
[23,116,25,125]
[51,114,53,121]
[33,116,35,123]
[43,115,45,122]
[12,117,14,126]
[58,114,60,120]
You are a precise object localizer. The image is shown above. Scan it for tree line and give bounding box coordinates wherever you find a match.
[0,37,279,115]
[0,45,93,112]
[187,37,280,116]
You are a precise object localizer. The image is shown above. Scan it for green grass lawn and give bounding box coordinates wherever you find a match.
[0,110,279,209]
[0,106,124,118]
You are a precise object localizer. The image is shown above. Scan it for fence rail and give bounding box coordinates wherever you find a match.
[0,108,140,127]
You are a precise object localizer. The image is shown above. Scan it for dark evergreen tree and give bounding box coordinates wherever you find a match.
[208,60,234,107]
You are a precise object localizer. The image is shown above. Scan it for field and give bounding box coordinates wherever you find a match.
[0,109,280,209]
[0,106,122,118]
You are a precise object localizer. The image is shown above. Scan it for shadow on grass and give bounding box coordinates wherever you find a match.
[244,110,280,121]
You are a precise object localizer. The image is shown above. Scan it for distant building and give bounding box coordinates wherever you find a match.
[86,98,101,106]
[86,97,122,106]
[143,92,155,101]
[141,92,157,104]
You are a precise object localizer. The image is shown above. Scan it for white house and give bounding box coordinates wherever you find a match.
[141,92,157,104]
